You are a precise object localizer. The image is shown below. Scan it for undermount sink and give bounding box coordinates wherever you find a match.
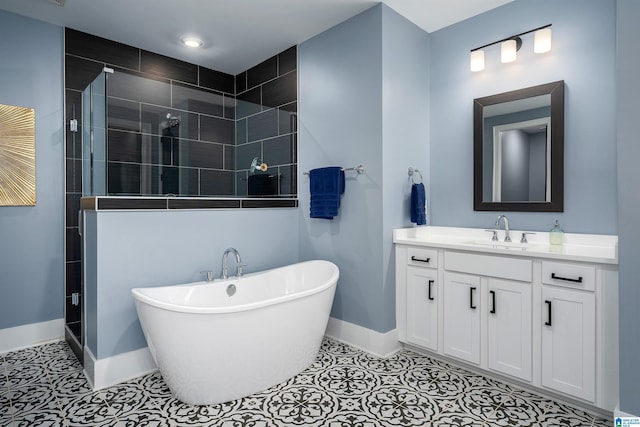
[463,239,541,249]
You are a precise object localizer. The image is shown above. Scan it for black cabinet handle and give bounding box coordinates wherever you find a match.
[489,290,496,314]
[551,273,583,283]
[428,280,435,301]
[411,256,430,263]
[470,287,477,309]
[544,300,552,326]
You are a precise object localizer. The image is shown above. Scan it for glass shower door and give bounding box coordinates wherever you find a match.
[66,68,110,365]
[82,68,110,196]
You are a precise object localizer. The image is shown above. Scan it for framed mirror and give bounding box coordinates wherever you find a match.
[474,80,564,212]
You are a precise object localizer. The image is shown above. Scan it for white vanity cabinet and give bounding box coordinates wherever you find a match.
[394,226,619,413]
[487,277,532,382]
[443,252,533,381]
[541,285,595,401]
[442,272,481,364]
[404,248,439,351]
[540,260,598,402]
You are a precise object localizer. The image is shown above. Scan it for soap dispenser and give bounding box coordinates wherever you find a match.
[549,219,564,245]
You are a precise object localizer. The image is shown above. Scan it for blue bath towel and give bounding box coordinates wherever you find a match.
[411,182,426,225]
[309,167,345,220]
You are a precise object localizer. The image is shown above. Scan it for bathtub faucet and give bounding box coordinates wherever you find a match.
[221,247,243,280]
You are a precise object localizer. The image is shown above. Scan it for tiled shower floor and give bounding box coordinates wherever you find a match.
[0,338,610,426]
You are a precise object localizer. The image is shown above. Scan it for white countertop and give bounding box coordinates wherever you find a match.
[393,226,618,265]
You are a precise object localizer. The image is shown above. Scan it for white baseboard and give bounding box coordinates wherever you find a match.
[324,317,402,358]
[80,318,395,390]
[0,318,64,353]
[84,346,157,390]
[615,403,640,421]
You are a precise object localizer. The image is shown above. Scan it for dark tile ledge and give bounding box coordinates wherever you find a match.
[81,196,298,211]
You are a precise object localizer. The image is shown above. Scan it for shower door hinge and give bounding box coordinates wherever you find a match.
[69,119,78,132]
[71,292,80,306]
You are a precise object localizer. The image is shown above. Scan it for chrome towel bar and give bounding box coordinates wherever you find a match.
[303,165,365,176]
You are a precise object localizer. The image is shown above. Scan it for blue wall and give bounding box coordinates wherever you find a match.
[380,5,430,330]
[429,0,617,234]
[298,6,385,332]
[298,4,429,333]
[616,0,640,416]
[0,10,64,329]
[85,209,299,358]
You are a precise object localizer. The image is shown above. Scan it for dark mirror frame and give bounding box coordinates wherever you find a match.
[473,80,564,212]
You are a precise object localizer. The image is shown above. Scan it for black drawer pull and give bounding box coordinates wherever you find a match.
[428,280,434,301]
[551,273,583,283]
[470,287,477,310]
[544,300,552,326]
[411,256,430,263]
[489,290,496,314]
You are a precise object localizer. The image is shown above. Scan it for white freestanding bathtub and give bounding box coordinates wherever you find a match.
[131,260,338,405]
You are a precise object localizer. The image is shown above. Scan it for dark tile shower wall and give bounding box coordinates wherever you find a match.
[105,70,236,196]
[235,46,298,197]
[66,30,237,197]
[63,28,298,362]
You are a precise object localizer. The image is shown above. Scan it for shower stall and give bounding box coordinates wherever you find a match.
[79,68,239,197]
[65,52,298,362]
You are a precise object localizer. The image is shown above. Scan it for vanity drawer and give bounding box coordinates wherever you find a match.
[542,261,595,291]
[445,251,532,282]
[407,247,438,269]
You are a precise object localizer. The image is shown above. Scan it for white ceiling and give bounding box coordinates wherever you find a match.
[0,0,512,75]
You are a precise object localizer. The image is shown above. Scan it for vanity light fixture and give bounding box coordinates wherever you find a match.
[470,24,552,72]
[470,50,485,72]
[501,37,521,63]
[181,37,203,48]
[534,27,552,53]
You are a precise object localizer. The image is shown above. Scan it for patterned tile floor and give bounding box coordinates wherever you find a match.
[0,338,611,426]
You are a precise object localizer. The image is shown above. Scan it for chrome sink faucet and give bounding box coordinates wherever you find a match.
[221,247,243,280]
[495,215,511,242]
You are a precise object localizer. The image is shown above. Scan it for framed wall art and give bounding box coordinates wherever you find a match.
[0,103,35,206]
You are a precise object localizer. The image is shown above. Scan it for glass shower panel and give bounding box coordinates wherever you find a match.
[82,69,109,196]
[79,57,298,198]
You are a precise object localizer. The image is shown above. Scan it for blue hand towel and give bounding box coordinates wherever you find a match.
[411,182,426,225]
[309,167,345,219]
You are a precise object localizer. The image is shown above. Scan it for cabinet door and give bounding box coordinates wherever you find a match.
[406,266,438,351]
[443,272,481,364]
[487,279,532,381]
[541,286,595,402]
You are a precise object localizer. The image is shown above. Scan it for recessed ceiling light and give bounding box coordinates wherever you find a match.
[181,37,203,48]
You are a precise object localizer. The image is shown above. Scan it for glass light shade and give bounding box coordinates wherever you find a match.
[501,39,517,63]
[470,50,485,72]
[181,37,203,48]
[534,28,552,53]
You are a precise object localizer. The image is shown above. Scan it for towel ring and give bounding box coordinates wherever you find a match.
[408,167,423,184]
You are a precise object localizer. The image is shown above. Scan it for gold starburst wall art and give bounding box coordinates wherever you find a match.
[0,104,36,206]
